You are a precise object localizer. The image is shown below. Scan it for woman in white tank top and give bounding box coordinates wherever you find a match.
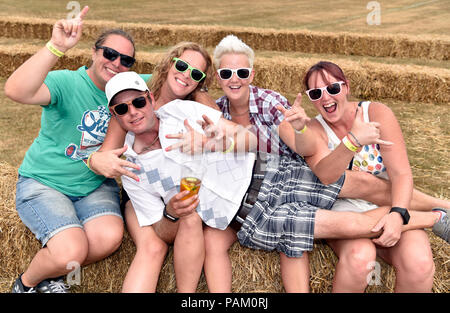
[301,61,448,293]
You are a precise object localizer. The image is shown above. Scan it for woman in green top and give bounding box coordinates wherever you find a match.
[5,7,144,293]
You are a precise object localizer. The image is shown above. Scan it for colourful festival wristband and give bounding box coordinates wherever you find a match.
[46,41,65,58]
[294,125,307,135]
[223,137,235,153]
[342,136,358,152]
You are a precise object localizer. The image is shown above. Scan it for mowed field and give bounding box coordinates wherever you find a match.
[0,0,448,293]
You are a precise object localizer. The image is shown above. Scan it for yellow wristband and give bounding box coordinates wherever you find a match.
[46,41,65,58]
[86,151,96,170]
[223,137,235,153]
[342,136,358,152]
[294,125,307,134]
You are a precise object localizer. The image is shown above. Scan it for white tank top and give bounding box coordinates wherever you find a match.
[315,101,389,180]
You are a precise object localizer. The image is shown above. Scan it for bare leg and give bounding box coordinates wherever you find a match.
[340,171,450,211]
[377,229,435,292]
[314,206,439,239]
[327,239,376,293]
[122,203,169,293]
[204,226,237,292]
[82,215,123,265]
[279,252,310,293]
[21,228,89,287]
[173,212,205,293]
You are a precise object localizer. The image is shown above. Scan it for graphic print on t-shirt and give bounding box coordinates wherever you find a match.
[65,105,110,162]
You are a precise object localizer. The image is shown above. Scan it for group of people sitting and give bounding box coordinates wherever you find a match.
[6,6,449,293]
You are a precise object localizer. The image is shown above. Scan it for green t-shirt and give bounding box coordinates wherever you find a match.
[19,66,151,197]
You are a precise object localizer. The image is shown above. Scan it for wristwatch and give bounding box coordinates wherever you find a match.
[163,206,179,222]
[389,207,410,225]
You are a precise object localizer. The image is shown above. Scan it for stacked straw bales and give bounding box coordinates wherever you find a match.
[0,44,448,104]
[0,17,448,61]
[1,162,448,293]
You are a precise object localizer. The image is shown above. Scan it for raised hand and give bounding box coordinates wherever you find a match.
[276,93,311,132]
[350,107,393,147]
[50,5,89,52]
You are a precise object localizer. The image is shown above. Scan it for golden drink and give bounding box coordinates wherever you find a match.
[180,177,202,200]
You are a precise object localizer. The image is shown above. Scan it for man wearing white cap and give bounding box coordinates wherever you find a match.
[105,71,257,292]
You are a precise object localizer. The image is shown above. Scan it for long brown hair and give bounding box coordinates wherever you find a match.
[149,42,213,101]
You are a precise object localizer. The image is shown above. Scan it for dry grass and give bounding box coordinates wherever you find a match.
[0,0,449,37]
[0,17,449,60]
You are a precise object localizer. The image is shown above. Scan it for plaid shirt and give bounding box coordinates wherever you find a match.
[216,85,296,157]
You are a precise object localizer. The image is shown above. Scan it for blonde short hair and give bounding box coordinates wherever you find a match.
[213,35,255,69]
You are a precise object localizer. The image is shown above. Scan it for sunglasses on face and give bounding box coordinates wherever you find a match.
[172,57,206,82]
[111,93,148,115]
[217,68,252,80]
[306,81,345,101]
[96,45,136,68]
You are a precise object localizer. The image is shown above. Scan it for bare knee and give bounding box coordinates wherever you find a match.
[49,235,89,270]
[86,216,124,255]
[204,227,235,257]
[137,238,168,260]
[395,247,435,283]
[339,241,377,279]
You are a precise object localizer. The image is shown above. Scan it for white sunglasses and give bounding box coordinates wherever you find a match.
[305,81,345,101]
[217,68,252,80]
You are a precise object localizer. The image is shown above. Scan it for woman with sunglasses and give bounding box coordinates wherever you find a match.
[203,35,320,293]
[300,61,449,292]
[4,7,148,293]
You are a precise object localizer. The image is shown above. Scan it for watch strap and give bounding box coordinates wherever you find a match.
[163,206,179,222]
[389,207,410,225]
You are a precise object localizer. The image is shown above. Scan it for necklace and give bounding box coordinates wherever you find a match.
[140,135,159,153]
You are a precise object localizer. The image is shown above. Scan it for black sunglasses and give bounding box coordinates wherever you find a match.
[112,94,148,115]
[217,68,252,80]
[305,81,345,101]
[172,57,206,82]
[96,46,136,68]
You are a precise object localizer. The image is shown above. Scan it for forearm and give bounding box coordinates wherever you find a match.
[312,143,356,185]
[4,45,58,104]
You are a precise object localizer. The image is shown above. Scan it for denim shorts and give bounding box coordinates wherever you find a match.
[15,175,122,246]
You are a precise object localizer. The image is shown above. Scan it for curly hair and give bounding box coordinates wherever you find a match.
[149,42,213,101]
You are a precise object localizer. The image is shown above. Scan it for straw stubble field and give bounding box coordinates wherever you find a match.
[0,1,449,293]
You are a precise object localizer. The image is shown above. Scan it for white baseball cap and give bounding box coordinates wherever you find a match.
[105,71,149,106]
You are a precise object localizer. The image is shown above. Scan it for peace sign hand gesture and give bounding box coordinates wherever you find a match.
[50,6,89,53]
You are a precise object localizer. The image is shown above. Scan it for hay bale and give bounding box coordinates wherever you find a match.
[0,16,449,60]
[0,162,448,293]
[0,44,448,104]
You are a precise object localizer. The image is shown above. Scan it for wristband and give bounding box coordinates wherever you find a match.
[46,41,65,58]
[342,136,358,152]
[294,125,307,135]
[223,137,235,153]
[86,151,96,170]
